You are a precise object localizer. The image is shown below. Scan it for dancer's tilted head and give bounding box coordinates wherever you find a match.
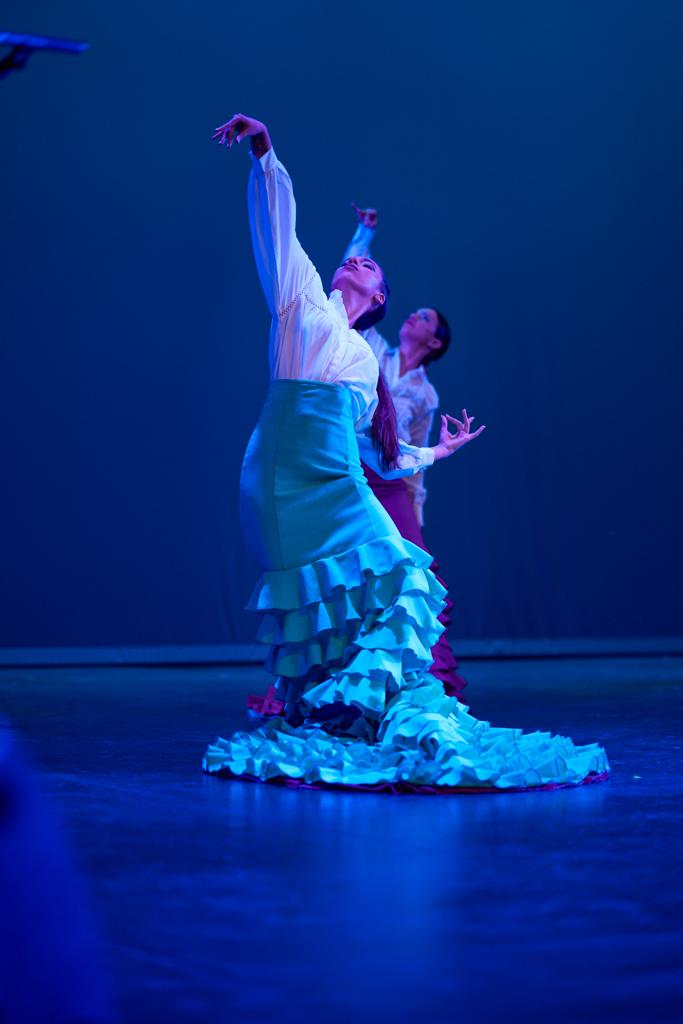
[399,308,451,366]
[330,255,390,331]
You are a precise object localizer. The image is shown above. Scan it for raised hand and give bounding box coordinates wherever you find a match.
[212,113,271,158]
[351,201,378,229]
[433,409,486,461]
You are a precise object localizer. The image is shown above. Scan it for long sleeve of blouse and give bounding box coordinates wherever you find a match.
[247,149,434,479]
[356,432,435,478]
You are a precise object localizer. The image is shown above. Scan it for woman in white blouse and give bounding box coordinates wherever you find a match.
[202,113,609,793]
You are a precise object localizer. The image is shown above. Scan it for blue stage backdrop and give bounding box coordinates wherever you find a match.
[1,0,680,659]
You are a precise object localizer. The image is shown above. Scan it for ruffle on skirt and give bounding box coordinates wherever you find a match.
[204,535,610,792]
[249,534,446,716]
[204,682,610,791]
[360,462,469,702]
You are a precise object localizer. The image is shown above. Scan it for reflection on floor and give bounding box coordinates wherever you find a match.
[0,657,681,1024]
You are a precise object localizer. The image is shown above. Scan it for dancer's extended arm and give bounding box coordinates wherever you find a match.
[357,433,435,479]
[213,113,327,317]
[343,203,377,262]
[358,409,485,479]
[342,203,392,362]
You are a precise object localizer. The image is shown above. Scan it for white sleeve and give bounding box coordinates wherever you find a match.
[247,148,326,317]
[361,325,392,363]
[342,222,376,261]
[403,388,438,524]
[356,432,435,479]
[393,393,414,446]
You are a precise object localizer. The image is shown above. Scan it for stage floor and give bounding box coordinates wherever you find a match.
[1,657,681,1023]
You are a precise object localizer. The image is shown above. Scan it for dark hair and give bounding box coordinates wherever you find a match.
[421,308,451,365]
[351,271,398,469]
[370,370,400,471]
[353,274,390,332]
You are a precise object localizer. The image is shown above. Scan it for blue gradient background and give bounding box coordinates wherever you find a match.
[2,0,680,653]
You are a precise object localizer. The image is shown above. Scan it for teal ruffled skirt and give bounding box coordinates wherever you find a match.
[203,380,609,792]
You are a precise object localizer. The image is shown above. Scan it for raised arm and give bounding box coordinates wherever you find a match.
[357,432,435,479]
[213,113,324,317]
[343,203,377,261]
[341,202,393,358]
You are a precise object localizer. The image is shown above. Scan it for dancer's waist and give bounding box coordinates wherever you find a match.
[252,379,360,473]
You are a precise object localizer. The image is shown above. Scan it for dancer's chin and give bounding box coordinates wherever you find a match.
[331,267,356,290]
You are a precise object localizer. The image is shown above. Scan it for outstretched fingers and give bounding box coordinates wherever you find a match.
[445,413,465,432]
[441,411,487,446]
[438,416,451,443]
[212,114,243,148]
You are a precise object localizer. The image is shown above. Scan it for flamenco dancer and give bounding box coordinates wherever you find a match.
[247,203,468,717]
[204,112,609,792]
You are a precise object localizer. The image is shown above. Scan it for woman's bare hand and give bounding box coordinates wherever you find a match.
[433,410,486,461]
[212,113,271,158]
[351,201,378,229]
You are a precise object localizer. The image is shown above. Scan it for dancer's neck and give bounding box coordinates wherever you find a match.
[399,346,425,376]
[338,289,370,331]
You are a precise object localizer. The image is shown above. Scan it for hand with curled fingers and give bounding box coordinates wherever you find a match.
[212,113,272,158]
[433,409,486,461]
[351,201,378,229]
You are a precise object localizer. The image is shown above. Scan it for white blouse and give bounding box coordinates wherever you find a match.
[247,148,434,479]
